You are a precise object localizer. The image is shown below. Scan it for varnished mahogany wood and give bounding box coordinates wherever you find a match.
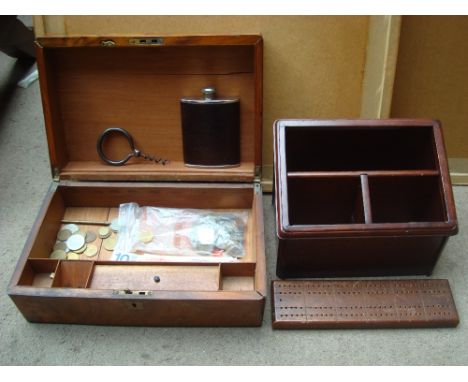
[274,119,458,278]
[272,279,459,329]
[36,35,263,48]
[287,170,440,177]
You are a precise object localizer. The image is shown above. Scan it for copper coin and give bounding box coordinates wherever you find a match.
[85,231,97,243]
[50,250,67,260]
[73,244,87,254]
[75,230,86,238]
[98,227,111,239]
[139,231,153,244]
[67,253,80,260]
[57,229,72,242]
[84,244,98,257]
[53,241,68,252]
[103,237,117,251]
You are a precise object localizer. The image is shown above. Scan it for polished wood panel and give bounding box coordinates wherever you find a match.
[54,73,254,162]
[287,176,365,226]
[368,176,445,223]
[52,261,94,288]
[276,235,448,278]
[60,161,255,182]
[284,122,437,172]
[222,277,254,291]
[36,36,263,182]
[59,181,254,209]
[35,43,68,171]
[89,264,220,291]
[9,291,264,326]
[27,187,65,259]
[272,279,459,329]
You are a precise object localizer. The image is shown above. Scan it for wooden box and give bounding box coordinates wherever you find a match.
[8,35,266,326]
[274,119,458,278]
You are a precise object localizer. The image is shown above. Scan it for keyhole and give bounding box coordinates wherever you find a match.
[132,303,137,308]
[154,275,161,283]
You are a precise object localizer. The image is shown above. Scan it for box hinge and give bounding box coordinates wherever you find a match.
[52,167,60,182]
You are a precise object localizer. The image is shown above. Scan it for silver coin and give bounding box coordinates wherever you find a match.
[63,224,79,234]
[66,234,85,251]
[110,219,120,232]
[190,225,216,252]
[85,231,97,243]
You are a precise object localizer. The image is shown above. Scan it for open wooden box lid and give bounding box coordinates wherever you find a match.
[36,35,263,182]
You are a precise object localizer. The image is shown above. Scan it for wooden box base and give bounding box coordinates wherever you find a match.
[274,120,458,278]
[8,181,266,326]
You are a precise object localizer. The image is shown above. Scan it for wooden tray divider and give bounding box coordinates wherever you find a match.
[284,170,444,227]
[360,174,373,224]
[287,169,440,177]
[51,260,94,289]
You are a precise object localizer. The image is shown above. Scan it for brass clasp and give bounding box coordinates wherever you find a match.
[100,39,116,47]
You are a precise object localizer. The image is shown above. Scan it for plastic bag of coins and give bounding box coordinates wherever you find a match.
[112,203,248,262]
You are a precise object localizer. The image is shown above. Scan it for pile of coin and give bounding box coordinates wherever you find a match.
[49,219,120,260]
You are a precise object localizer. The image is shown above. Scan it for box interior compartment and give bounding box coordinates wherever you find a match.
[15,183,260,293]
[39,43,261,181]
[287,176,365,225]
[285,125,437,172]
[276,121,455,232]
[17,259,58,287]
[52,260,94,288]
[368,175,446,223]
